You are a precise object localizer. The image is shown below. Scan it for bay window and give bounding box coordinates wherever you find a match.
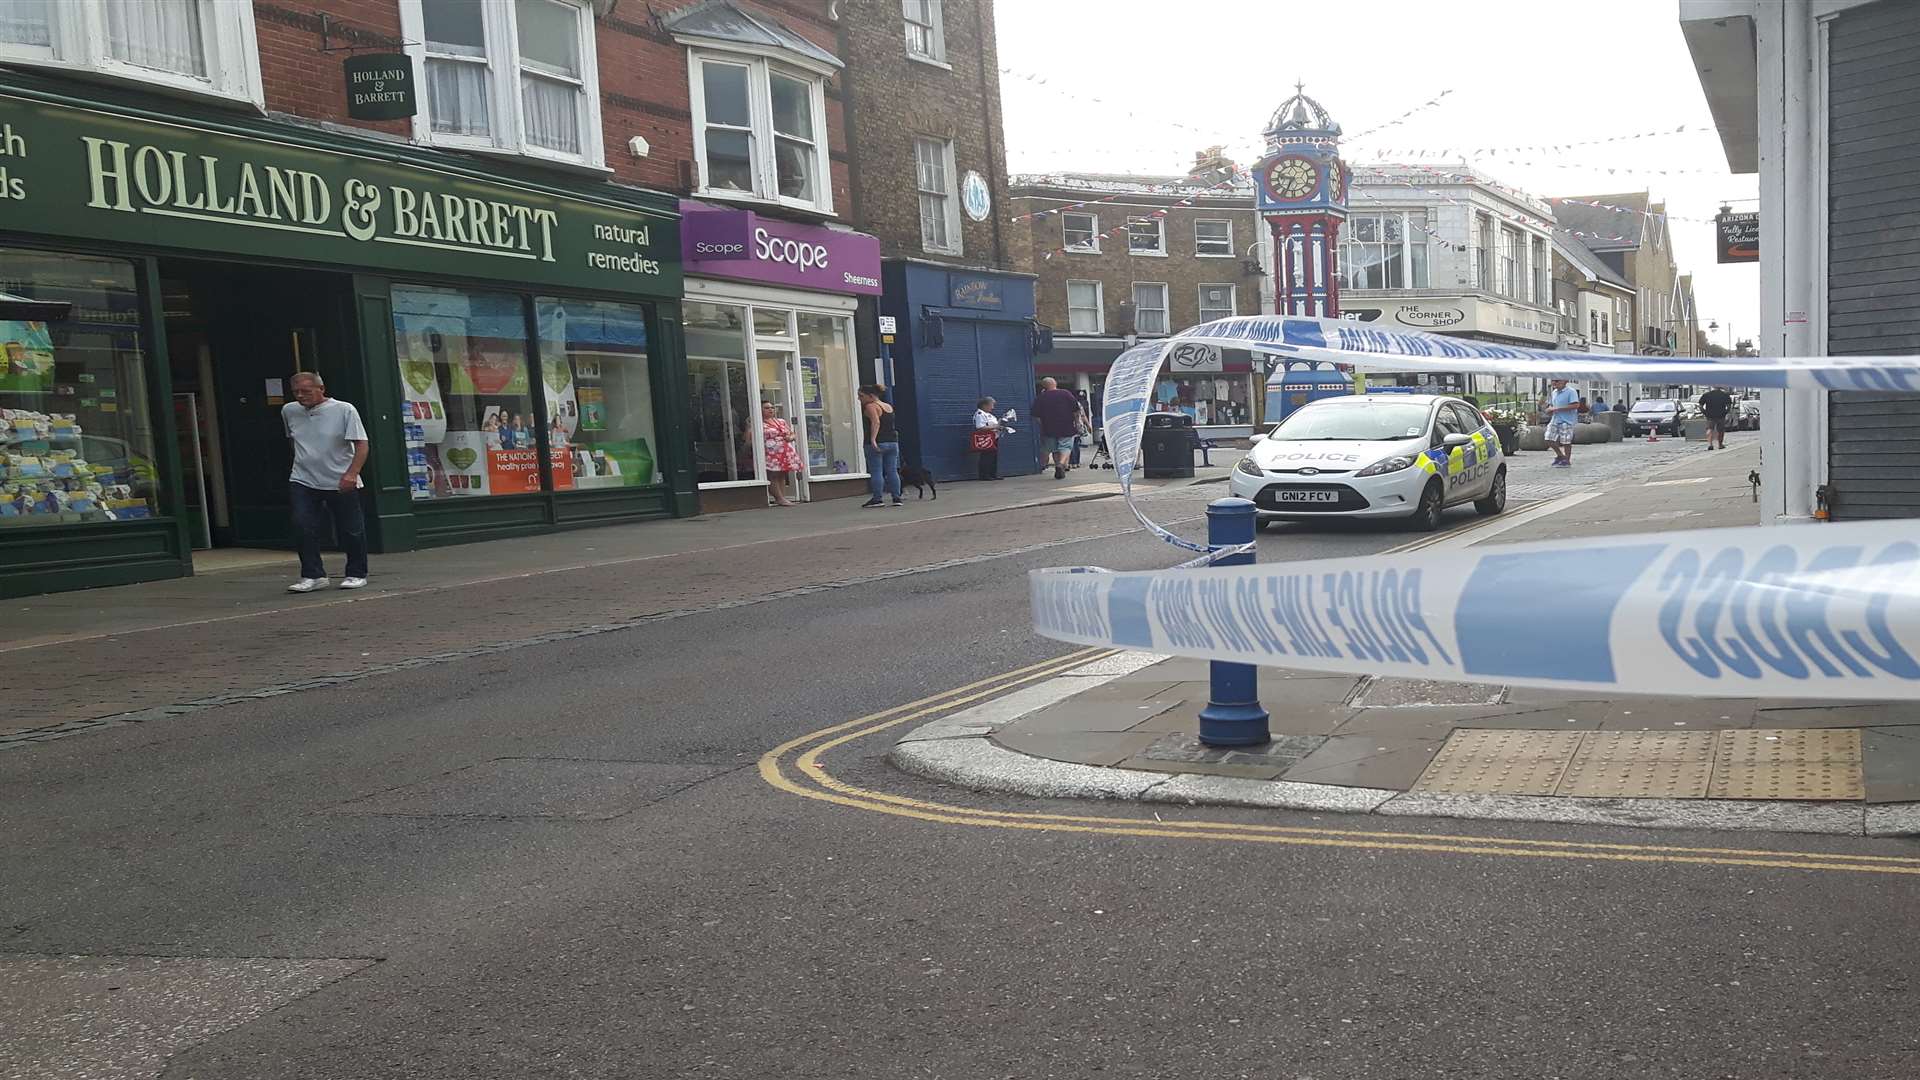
[0,0,262,106]
[404,0,604,167]
[689,51,834,212]
[1340,211,1429,289]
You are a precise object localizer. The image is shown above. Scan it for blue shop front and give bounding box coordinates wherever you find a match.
[879,261,1039,481]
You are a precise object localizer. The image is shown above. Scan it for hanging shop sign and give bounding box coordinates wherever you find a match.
[1715,210,1759,264]
[343,53,416,121]
[679,205,881,295]
[0,92,679,296]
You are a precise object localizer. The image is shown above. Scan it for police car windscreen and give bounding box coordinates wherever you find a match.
[1274,401,1430,441]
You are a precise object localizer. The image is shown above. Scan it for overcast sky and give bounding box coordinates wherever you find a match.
[995,0,1760,348]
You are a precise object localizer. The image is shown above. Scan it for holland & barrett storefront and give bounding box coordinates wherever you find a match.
[0,78,686,598]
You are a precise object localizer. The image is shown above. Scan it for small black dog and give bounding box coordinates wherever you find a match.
[898,464,938,499]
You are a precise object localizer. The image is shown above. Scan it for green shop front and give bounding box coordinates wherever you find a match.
[0,81,689,598]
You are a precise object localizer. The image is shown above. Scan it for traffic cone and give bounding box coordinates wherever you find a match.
[1646,424,1659,443]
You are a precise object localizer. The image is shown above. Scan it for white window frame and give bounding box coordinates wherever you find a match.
[1131,282,1169,336]
[901,0,947,66]
[1193,219,1234,257]
[1062,212,1100,253]
[1066,279,1104,335]
[685,47,835,212]
[401,0,607,170]
[1600,311,1611,345]
[1127,216,1166,256]
[0,0,263,108]
[1339,210,1430,290]
[1197,283,1236,324]
[913,136,962,255]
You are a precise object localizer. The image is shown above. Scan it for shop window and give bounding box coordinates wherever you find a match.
[1155,372,1252,427]
[0,249,159,526]
[915,136,961,254]
[1127,217,1165,256]
[0,0,262,106]
[405,0,604,167]
[796,313,858,477]
[1131,282,1168,336]
[1194,219,1233,257]
[1198,284,1236,324]
[902,0,944,64]
[690,52,833,213]
[1067,280,1103,335]
[1342,212,1429,290]
[393,285,553,500]
[535,298,660,489]
[1062,212,1099,253]
[685,301,756,485]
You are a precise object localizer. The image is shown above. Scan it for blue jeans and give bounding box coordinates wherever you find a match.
[289,482,368,579]
[865,441,901,501]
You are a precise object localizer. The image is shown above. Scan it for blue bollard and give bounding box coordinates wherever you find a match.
[1197,497,1271,747]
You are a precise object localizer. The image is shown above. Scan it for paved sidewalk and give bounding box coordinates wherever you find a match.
[893,439,1920,835]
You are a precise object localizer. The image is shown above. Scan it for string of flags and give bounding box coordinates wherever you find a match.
[997,66,1252,146]
[1008,173,1251,225]
[1343,90,1454,142]
[1033,165,1257,262]
[1351,124,1712,157]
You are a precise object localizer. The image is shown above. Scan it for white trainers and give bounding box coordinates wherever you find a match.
[287,577,330,593]
[338,577,369,590]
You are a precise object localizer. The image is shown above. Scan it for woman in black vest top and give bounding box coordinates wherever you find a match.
[859,384,902,508]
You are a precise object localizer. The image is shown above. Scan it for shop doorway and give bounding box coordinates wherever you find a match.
[160,262,356,552]
[756,347,810,502]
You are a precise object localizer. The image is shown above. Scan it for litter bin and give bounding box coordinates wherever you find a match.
[1142,413,1197,479]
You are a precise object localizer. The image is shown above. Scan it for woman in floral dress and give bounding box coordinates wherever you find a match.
[761,400,803,506]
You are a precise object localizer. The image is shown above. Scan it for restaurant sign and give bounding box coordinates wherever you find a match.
[0,93,680,296]
[1715,210,1759,264]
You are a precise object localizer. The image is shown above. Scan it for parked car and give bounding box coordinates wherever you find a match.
[1625,399,1684,437]
[1737,399,1762,430]
[1230,393,1505,532]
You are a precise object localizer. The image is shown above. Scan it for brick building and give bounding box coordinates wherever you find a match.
[1009,152,1267,435]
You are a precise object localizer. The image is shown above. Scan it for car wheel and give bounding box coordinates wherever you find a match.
[1474,467,1507,516]
[1407,480,1445,532]
[1255,517,1277,533]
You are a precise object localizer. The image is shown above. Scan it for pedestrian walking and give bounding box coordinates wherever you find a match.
[971,396,1003,481]
[1030,377,1081,480]
[282,372,370,593]
[1698,386,1734,450]
[761,400,802,506]
[859,384,902,508]
[1068,389,1092,468]
[1544,378,1580,468]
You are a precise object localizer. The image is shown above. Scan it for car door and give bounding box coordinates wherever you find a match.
[1429,403,1468,501]
[1447,402,1496,499]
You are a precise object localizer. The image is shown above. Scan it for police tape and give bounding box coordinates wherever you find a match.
[1097,316,1920,559]
[1030,519,1920,700]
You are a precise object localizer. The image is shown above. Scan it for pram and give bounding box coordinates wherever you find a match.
[1085,431,1113,470]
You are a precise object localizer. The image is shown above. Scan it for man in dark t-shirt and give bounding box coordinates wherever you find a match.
[1030,377,1083,480]
[1698,387,1734,450]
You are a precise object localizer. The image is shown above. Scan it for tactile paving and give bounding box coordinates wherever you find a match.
[1716,729,1862,765]
[1570,731,1716,765]
[1558,759,1713,798]
[1427,729,1586,764]
[1409,757,1572,796]
[1708,762,1864,800]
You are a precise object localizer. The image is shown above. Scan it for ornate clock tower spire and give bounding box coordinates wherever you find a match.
[1256,85,1351,318]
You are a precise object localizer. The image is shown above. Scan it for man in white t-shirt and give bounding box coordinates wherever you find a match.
[282,372,370,593]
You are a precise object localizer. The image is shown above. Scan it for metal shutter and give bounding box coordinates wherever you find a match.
[917,321,984,481]
[977,321,1039,476]
[1828,0,1920,520]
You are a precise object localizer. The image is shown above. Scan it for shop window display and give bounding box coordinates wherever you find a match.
[393,284,551,499]
[0,249,158,525]
[796,312,857,476]
[1154,373,1253,426]
[685,301,755,484]
[535,298,660,488]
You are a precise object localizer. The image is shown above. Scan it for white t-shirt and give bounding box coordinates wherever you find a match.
[973,410,1001,430]
[283,397,369,490]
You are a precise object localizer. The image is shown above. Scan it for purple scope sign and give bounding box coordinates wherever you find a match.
[680,205,883,296]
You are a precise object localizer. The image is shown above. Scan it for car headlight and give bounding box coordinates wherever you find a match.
[1355,453,1418,478]
[1235,455,1264,478]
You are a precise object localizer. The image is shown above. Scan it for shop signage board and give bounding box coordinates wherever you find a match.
[343,53,416,121]
[1166,341,1223,372]
[1716,210,1759,263]
[1342,296,1556,345]
[680,205,881,295]
[0,93,680,296]
[948,274,1004,310]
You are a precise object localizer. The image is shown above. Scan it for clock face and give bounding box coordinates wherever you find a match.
[1269,157,1318,200]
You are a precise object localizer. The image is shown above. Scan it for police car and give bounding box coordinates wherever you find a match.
[1229,393,1507,531]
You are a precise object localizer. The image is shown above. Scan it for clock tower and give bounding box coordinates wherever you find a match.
[1256,84,1351,318]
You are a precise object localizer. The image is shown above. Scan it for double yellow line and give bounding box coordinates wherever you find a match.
[760,648,1920,876]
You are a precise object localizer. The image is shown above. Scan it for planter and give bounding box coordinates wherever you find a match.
[1491,423,1521,455]
[1518,424,1548,452]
